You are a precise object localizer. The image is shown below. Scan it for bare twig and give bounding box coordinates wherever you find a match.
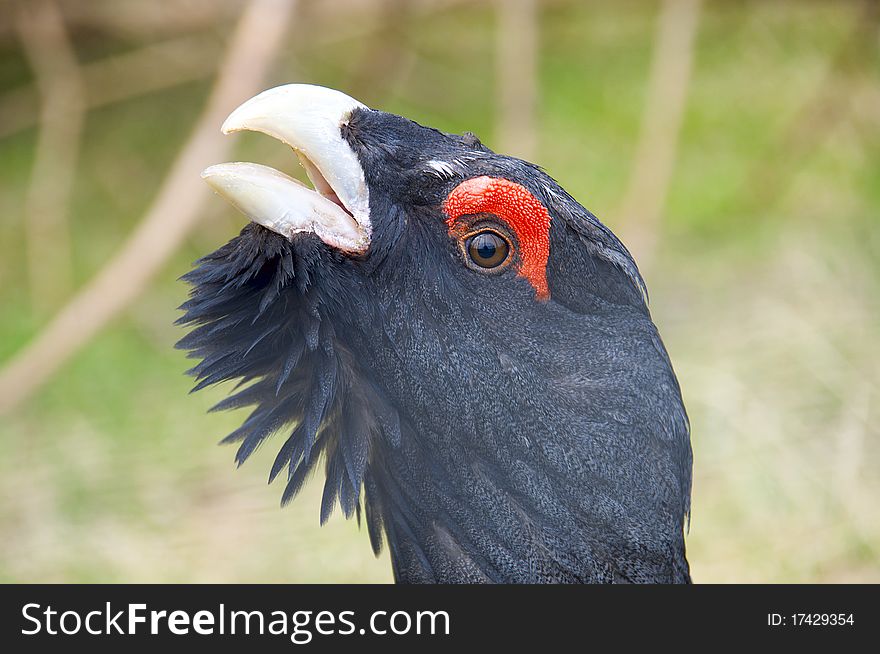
[738,0,879,213]
[0,0,297,415]
[0,0,244,40]
[341,0,412,101]
[494,0,539,160]
[0,34,224,140]
[0,0,473,141]
[615,0,701,270]
[15,0,85,313]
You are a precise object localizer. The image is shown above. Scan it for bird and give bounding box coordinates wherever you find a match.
[177,84,693,583]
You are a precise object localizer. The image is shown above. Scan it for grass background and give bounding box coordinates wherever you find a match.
[0,0,878,582]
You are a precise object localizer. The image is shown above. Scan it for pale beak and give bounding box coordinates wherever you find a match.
[202,84,371,253]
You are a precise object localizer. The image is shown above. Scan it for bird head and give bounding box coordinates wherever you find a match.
[178,84,692,583]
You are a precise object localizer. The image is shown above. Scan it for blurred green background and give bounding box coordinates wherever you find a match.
[1,0,878,583]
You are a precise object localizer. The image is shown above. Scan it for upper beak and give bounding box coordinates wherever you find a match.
[202,84,371,253]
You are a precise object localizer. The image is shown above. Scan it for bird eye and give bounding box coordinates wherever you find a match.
[466,230,510,269]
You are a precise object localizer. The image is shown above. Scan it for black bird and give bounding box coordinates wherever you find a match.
[178,84,692,583]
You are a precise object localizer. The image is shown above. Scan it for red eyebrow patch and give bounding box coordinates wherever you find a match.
[442,176,551,299]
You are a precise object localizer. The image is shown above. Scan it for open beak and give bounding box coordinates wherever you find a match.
[202,84,371,253]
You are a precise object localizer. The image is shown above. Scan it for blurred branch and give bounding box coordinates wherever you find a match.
[615,0,701,270]
[739,0,880,212]
[0,0,244,40]
[494,0,539,160]
[0,0,477,141]
[0,34,223,140]
[342,0,414,102]
[15,0,84,313]
[0,0,297,416]
[0,0,472,41]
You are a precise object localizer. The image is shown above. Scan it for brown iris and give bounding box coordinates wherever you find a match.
[466,230,510,269]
